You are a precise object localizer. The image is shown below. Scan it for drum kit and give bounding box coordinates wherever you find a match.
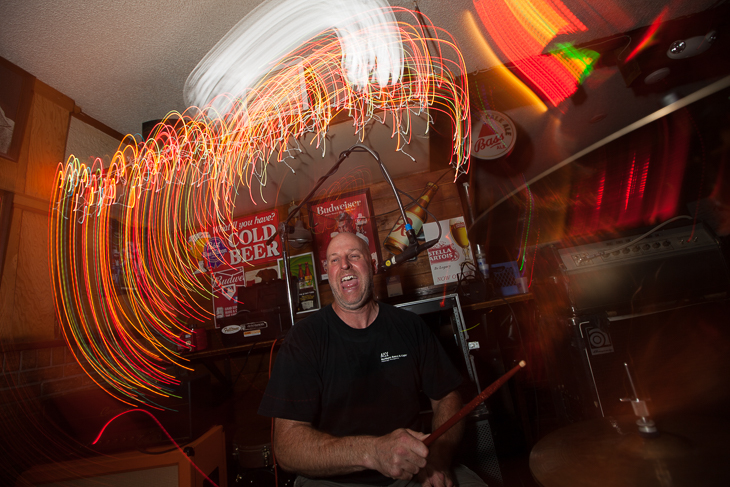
[231,409,297,486]
[530,361,730,486]
[529,414,730,487]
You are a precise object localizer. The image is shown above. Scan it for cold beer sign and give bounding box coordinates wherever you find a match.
[218,210,281,267]
[191,210,282,273]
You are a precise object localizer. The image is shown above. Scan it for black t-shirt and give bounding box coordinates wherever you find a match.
[258,302,463,485]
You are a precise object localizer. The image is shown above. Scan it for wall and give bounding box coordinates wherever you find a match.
[0,68,125,483]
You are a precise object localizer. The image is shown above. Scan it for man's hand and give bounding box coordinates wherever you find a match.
[416,453,455,487]
[368,428,429,480]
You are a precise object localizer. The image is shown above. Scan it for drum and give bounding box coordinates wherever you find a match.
[232,412,274,470]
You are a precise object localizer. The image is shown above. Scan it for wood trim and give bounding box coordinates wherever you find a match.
[12,192,49,214]
[71,109,125,141]
[17,424,227,487]
[32,78,73,112]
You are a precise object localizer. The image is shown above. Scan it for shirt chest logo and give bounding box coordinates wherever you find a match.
[380,351,407,363]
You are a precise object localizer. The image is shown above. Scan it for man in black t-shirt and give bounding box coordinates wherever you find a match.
[259,232,486,487]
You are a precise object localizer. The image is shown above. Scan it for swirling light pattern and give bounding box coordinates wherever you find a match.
[49,5,470,407]
[185,0,403,114]
[473,0,597,106]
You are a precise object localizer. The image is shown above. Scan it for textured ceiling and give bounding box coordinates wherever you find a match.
[0,0,721,137]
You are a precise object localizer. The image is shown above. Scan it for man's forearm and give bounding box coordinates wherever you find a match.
[429,390,464,464]
[274,420,375,477]
[274,418,430,480]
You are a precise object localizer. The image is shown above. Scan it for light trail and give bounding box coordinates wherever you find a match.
[50,3,470,406]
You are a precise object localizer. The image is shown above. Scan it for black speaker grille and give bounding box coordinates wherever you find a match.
[459,419,504,486]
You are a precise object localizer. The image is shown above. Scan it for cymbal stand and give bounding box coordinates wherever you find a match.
[620,362,658,436]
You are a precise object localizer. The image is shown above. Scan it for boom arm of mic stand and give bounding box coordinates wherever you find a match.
[268,144,412,329]
[272,147,355,330]
[354,145,416,246]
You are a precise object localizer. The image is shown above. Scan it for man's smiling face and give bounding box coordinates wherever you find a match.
[325,232,374,311]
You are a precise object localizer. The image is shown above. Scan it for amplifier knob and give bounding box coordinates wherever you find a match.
[622,248,631,254]
[652,242,660,249]
[663,240,670,246]
[642,244,650,250]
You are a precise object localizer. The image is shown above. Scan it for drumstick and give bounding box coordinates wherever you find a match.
[424,360,526,447]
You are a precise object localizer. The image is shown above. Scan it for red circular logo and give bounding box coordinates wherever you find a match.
[471,111,516,160]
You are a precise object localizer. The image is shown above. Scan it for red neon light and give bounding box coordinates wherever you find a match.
[623,152,636,212]
[473,0,589,106]
[94,409,220,487]
[624,7,668,62]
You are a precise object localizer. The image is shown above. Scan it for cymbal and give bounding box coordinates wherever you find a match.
[529,415,730,487]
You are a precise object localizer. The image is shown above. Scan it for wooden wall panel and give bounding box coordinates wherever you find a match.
[12,211,55,341]
[1,80,73,344]
[24,87,70,201]
[0,207,23,341]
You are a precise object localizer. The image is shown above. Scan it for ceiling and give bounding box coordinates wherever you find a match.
[2,0,729,216]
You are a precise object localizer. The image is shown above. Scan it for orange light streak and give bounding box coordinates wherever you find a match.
[49,7,470,406]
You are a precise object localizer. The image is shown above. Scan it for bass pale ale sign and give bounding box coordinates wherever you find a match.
[471,110,516,160]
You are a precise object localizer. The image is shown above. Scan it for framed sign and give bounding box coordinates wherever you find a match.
[0,57,34,162]
[423,216,474,285]
[212,266,246,328]
[278,252,321,314]
[190,209,283,274]
[307,188,381,281]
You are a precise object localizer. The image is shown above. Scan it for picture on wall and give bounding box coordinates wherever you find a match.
[0,57,34,162]
[278,252,321,314]
[307,189,381,281]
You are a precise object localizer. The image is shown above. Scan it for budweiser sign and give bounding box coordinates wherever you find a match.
[471,110,516,160]
[212,266,246,327]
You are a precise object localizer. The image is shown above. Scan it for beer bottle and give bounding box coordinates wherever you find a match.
[384,182,439,255]
[297,264,304,290]
[304,263,313,289]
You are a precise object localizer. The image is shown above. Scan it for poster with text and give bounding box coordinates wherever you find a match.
[278,252,321,314]
[212,266,246,328]
[307,189,381,280]
[423,216,474,285]
[189,209,282,274]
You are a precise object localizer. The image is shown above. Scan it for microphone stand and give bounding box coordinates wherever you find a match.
[266,144,412,329]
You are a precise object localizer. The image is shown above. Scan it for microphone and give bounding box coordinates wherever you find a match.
[380,238,439,272]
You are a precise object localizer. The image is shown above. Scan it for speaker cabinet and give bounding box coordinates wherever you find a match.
[18,425,227,487]
[544,300,730,423]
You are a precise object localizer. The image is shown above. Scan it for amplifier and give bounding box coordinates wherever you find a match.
[533,223,729,315]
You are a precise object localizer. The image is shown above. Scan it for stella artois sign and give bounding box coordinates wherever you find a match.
[427,242,462,264]
[423,216,474,285]
[471,110,516,160]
